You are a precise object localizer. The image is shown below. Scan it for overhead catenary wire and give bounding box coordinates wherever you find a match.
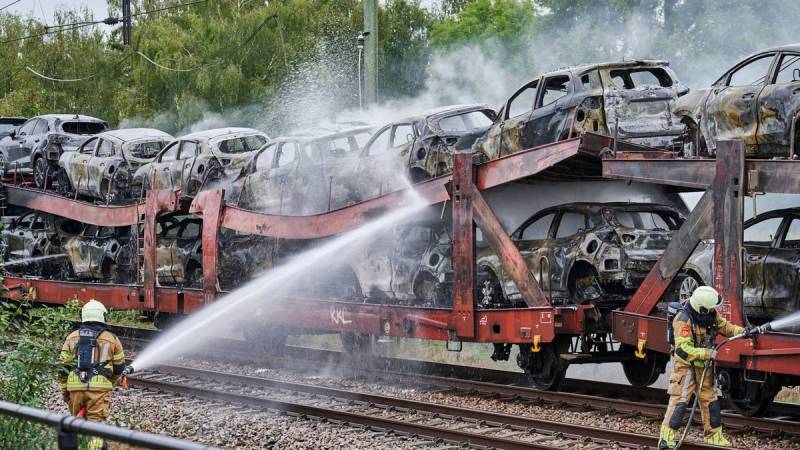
[0,0,21,12]
[134,51,208,73]
[24,52,132,83]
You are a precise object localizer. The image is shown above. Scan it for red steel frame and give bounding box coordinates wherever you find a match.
[605,141,800,376]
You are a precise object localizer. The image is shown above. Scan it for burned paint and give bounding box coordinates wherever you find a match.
[475,61,686,161]
[675,45,800,158]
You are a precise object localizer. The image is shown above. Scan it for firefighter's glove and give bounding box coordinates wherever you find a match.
[742,327,755,338]
[61,389,70,404]
[705,349,718,360]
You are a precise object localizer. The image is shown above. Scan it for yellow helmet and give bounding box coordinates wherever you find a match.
[689,286,722,314]
[81,299,107,323]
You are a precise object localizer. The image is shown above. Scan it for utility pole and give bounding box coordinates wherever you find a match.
[122,0,132,45]
[363,0,378,105]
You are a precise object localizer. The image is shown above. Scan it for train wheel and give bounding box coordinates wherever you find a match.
[620,344,668,387]
[517,342,567,391]
[341,332,373,354]
[717,368,777,416]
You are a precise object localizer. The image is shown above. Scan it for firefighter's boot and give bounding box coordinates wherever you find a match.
[658,425,677,449]
[703,428,730,446]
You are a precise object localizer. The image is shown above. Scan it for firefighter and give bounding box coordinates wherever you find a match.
[58,300,126,449]
[658,286,745,448]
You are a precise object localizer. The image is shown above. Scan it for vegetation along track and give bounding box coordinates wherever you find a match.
[128,363,727,450]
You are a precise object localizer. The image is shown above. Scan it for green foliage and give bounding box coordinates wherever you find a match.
[430,0,535,51]
[0,299,80,447]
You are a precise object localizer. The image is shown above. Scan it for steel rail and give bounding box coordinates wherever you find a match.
[131,365,723,450]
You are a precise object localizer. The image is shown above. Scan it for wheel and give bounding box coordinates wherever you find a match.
[477,267,507,308]
[517,342,567,391]
[101,259,117,283]
[32,157,51,188]
[568,264,603,303]
[56,170,73,196]
[193,164,223,195]
[679,272,702,304]
[341,332,373,354]
[0,153,6,179]
[620,344,668,387]
[717,368,777,416]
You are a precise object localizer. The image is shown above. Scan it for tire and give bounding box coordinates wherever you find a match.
[620,343,668,387]
[568,264,603,304]
[33,156,51,189]
[101,258,117,283]
[517,342,567,391]
[717,368,777,416]
[56,170,73,196]
[678,272,703,304]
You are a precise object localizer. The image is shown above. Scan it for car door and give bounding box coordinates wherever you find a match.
[756,52,800,155]
[64,137,97,192]
[87,138,115,196]
[549,210,591,301]
[509,211,556,297]
[264,142,302,214]
[5,211,35,258]
[175,140,200,190]
[149,141,180,189]
[527,74,572,147]
[761,215,800,319]
[498,79,540,156]
[390,224,434,299]
[704,53,776,150]
[5,119,38,168]
[741,215,784,320]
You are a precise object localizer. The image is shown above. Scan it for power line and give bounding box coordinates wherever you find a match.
[0,0,208,45]
[0,0,22,13]
[25,65,99,82]
[135,51,208,72]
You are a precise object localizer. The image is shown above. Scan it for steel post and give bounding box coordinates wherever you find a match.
[451,153,475,338]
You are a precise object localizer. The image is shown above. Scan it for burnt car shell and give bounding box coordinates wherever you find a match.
[474,61,687,161]
[58,128,172,201]
[684,207,800,324]
[155,215,203,287]
[476,202,685,309]
[62,224,132,282]
[674,44,800,157]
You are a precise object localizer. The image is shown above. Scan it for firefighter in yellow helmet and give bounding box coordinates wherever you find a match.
[58,300,127,450]
[658,286,746,448]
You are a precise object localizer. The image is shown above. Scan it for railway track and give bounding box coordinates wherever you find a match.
[129,363,725,450]
[111,323,800,440]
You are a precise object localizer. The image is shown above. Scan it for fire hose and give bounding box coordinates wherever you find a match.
[674,323,772,450]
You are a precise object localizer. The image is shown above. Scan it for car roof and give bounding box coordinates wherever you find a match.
[542,60,671,77]
[394,104,494,124]
[749,43,800,56]
[96,128,173,142]
[0,117,26,123]
[179,127,264,141]
[35,114,106,123]
[277,125,373,144]
[539,202,679,212]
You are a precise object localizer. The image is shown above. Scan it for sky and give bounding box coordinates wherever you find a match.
[2,0,109,24]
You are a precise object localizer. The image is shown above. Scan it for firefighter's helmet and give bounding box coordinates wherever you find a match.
[81,299,108,323]
[689,286,722,314]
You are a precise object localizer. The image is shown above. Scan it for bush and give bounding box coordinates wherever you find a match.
[0,298,80,447]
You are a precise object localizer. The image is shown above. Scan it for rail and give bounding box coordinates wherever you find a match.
[0,400,215,450]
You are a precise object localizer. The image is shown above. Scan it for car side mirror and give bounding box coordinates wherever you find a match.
[794,68,800,82]
[8,129,16,139]
[677,85,690,97]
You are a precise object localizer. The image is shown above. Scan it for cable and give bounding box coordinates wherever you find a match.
[0,0,21,12]
[24,52,132,82]
[135,51,208,72]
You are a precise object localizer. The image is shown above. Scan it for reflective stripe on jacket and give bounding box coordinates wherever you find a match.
[59,327,125,391]
[673,310,743,367]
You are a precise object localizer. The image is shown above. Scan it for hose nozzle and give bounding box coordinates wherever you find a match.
[123,365,135,375]
[754,323,772,335]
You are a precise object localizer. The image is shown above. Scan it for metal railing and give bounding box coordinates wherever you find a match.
[0,400,217,450]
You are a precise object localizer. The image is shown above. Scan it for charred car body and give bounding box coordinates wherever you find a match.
[155,214,203,287]
[675,44,800,157]
[1,210,80,275]
[0,114,108,186]
[230,124,373,214]
[62,224,134,283]
[475,61,688,160]
[477,202,685,312]
[58,128,173,202]
[683,207,800,325]
[360,105,495,182]
[134,128,269,197]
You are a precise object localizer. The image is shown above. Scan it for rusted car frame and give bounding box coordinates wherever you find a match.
[62,224,134,283]
[58,128,172,202]
[475,61,688,161]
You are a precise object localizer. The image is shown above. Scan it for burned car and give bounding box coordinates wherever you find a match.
[155,215,203,287]
[62,224,134,283]
[476,202,684,308]
[57,128,173,202]
[134,128,269,197]
[230,124,373,214]
[1,210,81,275]
[675,44,800,157]
[683,207,800,324]
[346,214,453,306]
[0,114,108,186]
[359,105,495,182]
[475,61,688,160]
